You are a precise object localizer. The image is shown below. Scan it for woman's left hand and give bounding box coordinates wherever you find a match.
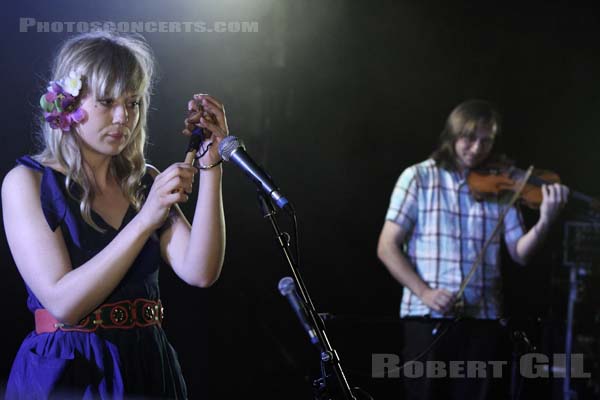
[182,94,229,167]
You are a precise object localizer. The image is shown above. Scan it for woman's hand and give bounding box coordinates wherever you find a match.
[137,163,197,231]
[182,94,229,168]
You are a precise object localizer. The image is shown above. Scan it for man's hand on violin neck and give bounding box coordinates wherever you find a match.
[539,183,569,224]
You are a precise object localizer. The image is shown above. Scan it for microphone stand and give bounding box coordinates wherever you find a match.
[256,191,358,400]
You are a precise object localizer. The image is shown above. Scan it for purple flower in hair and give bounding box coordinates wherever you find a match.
[69,108,86,124]
[44,111,71,131]
[40,72,86,132]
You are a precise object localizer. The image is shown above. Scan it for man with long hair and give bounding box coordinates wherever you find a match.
[377,99,568,399]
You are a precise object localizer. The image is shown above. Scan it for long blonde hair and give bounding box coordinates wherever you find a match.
[34,31,155,231]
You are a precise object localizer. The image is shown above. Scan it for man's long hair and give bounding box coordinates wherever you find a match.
[431,99,502,170]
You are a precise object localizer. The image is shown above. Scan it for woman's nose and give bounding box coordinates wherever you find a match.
[113,104,128,124]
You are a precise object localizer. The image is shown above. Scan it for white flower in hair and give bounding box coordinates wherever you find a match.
[61,71,83,97]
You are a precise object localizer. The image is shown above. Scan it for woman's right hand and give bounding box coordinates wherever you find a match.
[136,163,197,231]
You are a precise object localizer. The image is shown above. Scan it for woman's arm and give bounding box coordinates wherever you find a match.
[158,166,225,287]
[2,163,193,325]
[158,94,227,287]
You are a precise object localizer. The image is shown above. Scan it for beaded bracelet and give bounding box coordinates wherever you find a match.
[198,159,223,170]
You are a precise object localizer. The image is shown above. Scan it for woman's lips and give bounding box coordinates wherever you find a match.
[107,132,124,140]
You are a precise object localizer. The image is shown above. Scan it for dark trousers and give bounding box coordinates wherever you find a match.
[400,318,511,400]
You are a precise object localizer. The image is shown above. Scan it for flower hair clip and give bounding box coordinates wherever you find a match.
[40,71,86,132]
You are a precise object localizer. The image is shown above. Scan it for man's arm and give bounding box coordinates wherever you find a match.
[377,220,454,313]
[507,183,569,265]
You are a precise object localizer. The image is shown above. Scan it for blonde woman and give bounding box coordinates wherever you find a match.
[2,31,227,398]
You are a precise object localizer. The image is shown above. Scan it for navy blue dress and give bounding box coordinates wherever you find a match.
[5,156,187,399]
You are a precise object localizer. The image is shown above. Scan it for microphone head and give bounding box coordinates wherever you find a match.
[187,128,204,152]
[218,136,244,161]
[278,276,295,296]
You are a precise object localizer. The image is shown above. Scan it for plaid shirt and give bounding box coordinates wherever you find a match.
[385,159,525,319]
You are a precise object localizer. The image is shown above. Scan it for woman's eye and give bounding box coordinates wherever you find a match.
[98,99,113,106]
[128,101,140,108]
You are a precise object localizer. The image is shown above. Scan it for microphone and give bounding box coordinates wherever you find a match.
[173,128,204,194]
[278,277,320,345]
[184,127,204,165]
[218,136,291,211]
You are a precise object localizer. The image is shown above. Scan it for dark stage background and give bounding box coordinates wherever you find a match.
[1,1,600,399]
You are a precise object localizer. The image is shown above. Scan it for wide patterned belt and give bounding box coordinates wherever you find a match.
[35,298,164,334]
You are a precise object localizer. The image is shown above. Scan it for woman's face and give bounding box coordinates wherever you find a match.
[454,123,495,170]
[75,91,141,158]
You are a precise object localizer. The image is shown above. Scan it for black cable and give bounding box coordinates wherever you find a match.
[194,141,212,161]
[291,205,300,268]
[350,317,461,378]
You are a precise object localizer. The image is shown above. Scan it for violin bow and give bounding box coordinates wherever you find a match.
[455,165,534,301]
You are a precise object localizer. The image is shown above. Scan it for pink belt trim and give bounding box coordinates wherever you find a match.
[35,298,164,333]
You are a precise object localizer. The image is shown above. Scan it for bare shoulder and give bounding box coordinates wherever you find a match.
[146,164,160,178]
[2,164,42,201]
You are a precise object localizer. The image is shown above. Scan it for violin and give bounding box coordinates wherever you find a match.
[467,159,600,212]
